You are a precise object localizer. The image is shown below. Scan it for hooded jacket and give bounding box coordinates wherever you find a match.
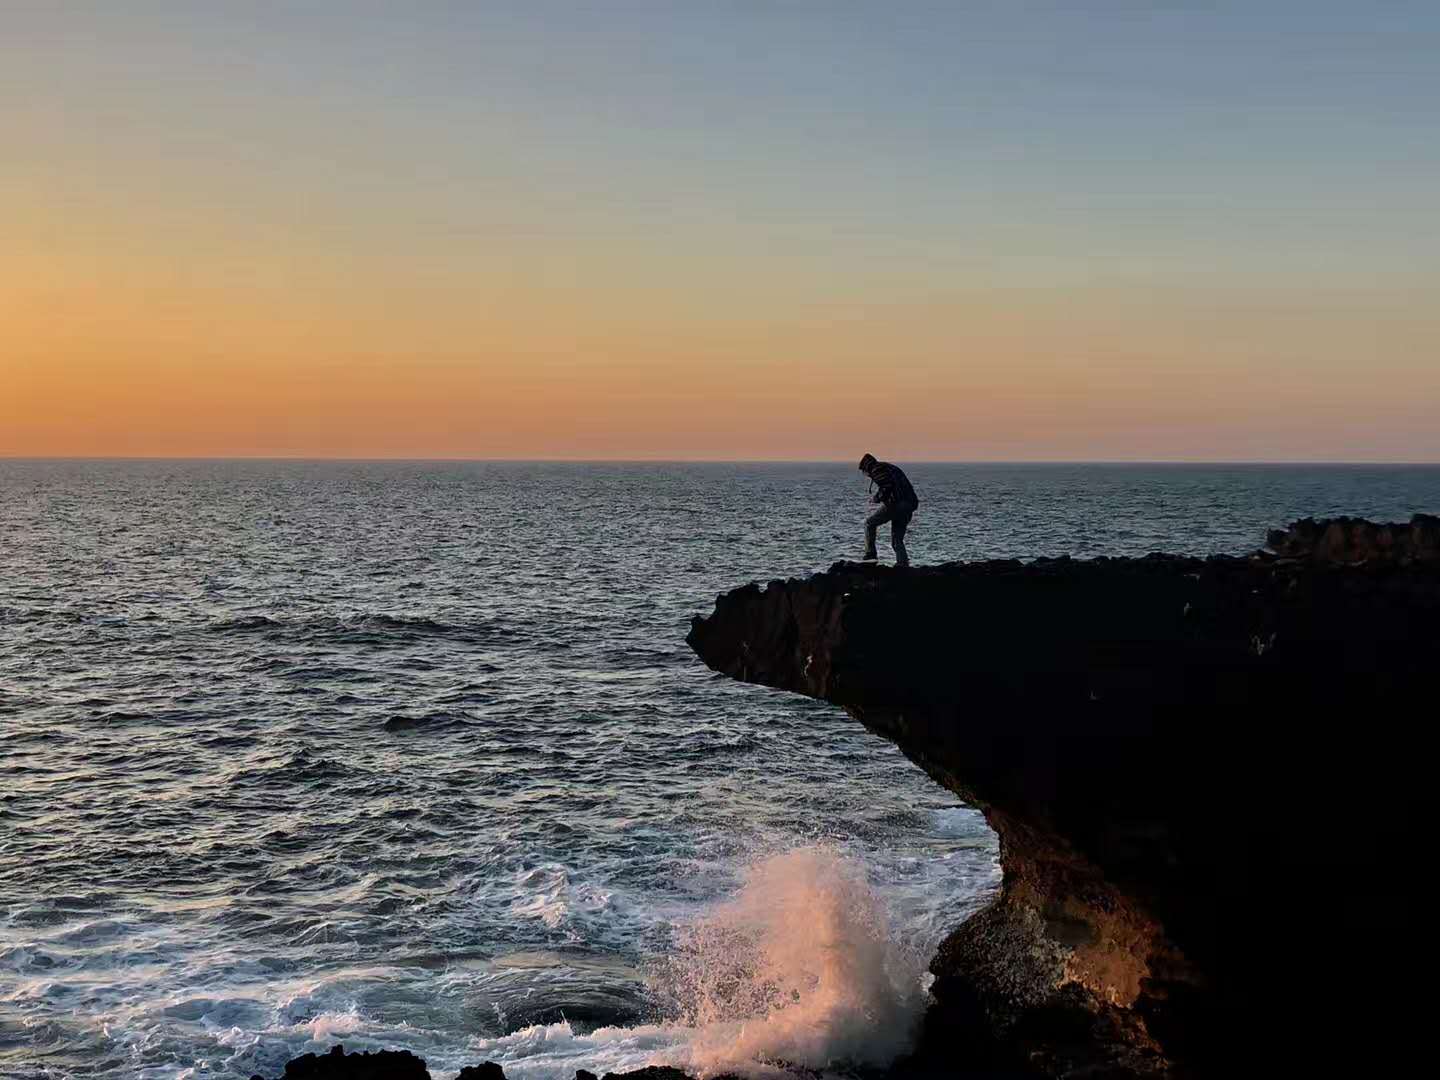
[868,461,919,508]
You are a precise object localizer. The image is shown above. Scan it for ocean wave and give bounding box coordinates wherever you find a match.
[459,848,932,1078]
[466,1020,688,1080]
[0,944,63,973]
[226,748,354,788]
[384,711,475,733]
[652,846,929,1076]
[208,615,283,632]
[509,865,618,938]
[205,612,510,647]
[0,605,90,627]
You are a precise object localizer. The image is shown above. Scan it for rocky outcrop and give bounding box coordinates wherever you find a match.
[686,518,1440,1077]
[1266,513,1440,564]
[249,1046,431,1079]
[251,1050,683,1080]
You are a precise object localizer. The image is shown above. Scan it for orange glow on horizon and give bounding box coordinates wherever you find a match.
[6,150,1438,463]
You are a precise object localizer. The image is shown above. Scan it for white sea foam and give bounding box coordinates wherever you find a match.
[932,805,984,836]
[0,841,977,1080]
[463,1020,687,1080]
[510,864,618,935]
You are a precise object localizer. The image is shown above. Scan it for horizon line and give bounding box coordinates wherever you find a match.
[4,456,1440,467]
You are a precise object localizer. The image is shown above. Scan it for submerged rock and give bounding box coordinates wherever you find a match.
[687,518,1440,1077]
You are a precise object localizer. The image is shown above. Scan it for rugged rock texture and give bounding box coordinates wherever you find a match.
[686,518,1440,1077]
[1266,512,1440,564]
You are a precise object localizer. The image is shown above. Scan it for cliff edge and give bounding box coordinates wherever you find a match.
[686,516,1439,1077]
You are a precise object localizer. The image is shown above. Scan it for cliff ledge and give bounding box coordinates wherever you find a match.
[686,515,1439,1077]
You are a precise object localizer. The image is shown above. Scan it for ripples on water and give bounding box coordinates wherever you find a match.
[2,461,1437,1079]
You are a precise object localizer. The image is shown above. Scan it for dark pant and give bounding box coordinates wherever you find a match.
[865,501,915,566]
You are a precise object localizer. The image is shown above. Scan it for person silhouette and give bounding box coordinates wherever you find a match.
[857,453,919,566]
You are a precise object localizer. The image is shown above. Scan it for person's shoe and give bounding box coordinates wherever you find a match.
[861,550,878,562]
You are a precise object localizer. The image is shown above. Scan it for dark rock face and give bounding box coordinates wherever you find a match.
[249,1045,431,1080]
[1266,512,1440,564]
[686,521,1440,1077]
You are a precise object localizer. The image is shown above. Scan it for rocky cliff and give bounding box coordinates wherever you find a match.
[686,516,1440,1077]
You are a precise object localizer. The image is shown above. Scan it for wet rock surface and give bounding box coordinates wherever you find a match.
[686,518,1440,1077]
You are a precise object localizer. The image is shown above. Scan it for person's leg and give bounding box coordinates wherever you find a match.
[864,504,893,560]
[891,508,912,567]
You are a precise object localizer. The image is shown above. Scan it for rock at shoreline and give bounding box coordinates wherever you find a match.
[1266,512,1440,564]
[687,517,1439,1077]
[249,1045,430,1079]
[252,1050,697,1080]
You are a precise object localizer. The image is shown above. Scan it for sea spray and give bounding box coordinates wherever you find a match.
[456,846,939,1078]
[653,846,930,1076]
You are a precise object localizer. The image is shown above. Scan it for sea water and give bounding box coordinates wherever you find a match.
[3,461,1437,1078]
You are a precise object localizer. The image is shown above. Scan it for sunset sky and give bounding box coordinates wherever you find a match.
[5,2,1438,460]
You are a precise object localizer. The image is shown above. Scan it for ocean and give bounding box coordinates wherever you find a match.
[3,461,1437,1080]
